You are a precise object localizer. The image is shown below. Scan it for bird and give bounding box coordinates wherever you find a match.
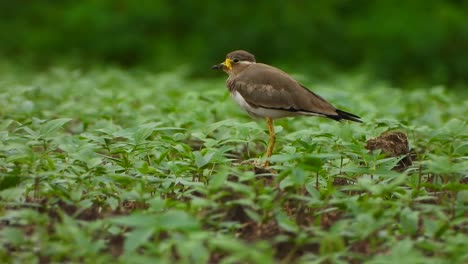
[211,50,362,167]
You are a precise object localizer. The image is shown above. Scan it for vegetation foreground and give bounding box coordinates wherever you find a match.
[0,66,467,263]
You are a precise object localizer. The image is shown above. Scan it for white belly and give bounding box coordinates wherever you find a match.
[230,91,296,119]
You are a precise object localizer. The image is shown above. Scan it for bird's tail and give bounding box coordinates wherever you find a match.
[328,109,363,123]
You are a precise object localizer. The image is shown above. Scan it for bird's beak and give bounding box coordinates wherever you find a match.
[211,64,223,70]
[211,59,233,71]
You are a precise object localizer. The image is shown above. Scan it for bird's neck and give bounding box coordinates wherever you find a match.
[228,62,255,77]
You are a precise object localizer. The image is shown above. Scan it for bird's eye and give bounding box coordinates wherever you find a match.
[233,58,240,63]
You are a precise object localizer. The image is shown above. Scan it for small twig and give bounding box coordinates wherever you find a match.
[339,156,343,175]
[417,163,422,194]
[316,171,319,189]
[34,176,39,199]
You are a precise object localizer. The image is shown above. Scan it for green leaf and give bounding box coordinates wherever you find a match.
[155,210,200,231]
[0,227,24,246]
[0,175,22,191]
[124,227,154,253]
[110,213,158,228]
[319,234,345,255]
[39,118,72,137]
[244,208,261,222]
[111,211,198,231]
[301,155,323,172]
[291,168,306,186]
[133,122,162,144]
[275,210,299,233]
[279,176,293,190]
[209,170,228,189]
[193,150,215,168]
[400,207,419,235]
[367,239,427,264]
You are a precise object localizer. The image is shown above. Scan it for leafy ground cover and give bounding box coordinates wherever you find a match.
[0,65,467,263]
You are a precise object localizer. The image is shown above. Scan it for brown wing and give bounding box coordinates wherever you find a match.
[229,63,338,116]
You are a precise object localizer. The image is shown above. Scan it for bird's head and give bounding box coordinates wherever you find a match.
[211,50,256,75]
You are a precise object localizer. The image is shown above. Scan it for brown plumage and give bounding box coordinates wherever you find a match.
[212,50,362,167]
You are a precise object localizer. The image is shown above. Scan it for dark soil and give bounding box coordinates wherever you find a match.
[366,131,412,170]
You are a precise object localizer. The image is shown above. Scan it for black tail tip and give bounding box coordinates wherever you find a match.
[330,109,363,123]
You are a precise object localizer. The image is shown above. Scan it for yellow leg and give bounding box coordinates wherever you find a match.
[264,117,276,167]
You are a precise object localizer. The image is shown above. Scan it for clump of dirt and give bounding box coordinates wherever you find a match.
[366,131,412,170]
[333,176,350,186]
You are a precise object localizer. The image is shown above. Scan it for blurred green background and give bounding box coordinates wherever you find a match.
[1,0,467,85]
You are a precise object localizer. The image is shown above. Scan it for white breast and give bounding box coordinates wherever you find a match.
[230,91,297,119]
